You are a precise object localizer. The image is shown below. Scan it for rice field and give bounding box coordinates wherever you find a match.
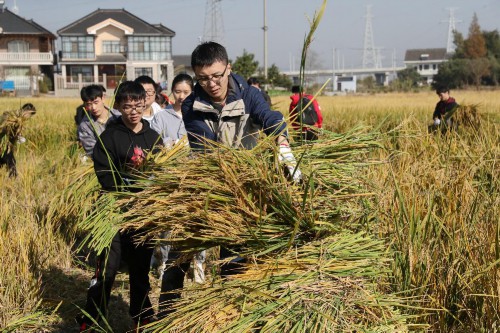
[0,89,499,332]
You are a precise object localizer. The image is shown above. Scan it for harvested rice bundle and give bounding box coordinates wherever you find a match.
[79,126,380,257]
[451,103,481,129]
[0,109,32,156]
[0,105,36,177]
[147,234,409,332]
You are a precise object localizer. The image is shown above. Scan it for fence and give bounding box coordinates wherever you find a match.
[54,73,108,97]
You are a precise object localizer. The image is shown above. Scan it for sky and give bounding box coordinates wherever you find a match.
[4,0,499,71]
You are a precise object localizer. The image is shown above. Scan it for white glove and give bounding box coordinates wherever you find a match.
[278,144,302,183]
[434,118,441,125]
[17,136,26,144]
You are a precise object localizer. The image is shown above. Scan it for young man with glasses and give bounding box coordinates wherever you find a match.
[134,75,164,123]
[78,81,162,331]
[180,42,301,276]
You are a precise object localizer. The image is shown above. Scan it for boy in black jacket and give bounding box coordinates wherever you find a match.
[78,81,162,331]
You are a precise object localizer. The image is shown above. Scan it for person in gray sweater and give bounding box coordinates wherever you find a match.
[77,85,120,158]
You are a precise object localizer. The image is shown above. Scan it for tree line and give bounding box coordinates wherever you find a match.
[230,50,293,90]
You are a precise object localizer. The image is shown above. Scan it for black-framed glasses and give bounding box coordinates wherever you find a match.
[196,66,228,87]
[144,90,156,96]
[121,103,146,114]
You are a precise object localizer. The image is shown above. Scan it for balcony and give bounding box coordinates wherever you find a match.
[0,52,54,66]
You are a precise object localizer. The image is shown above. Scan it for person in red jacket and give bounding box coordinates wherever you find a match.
[289,85,323,141]
[432,86,458,127]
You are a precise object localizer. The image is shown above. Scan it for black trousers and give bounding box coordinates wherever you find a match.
[83,231,154,323]
[0,151,17,178]
[158,250,190,318]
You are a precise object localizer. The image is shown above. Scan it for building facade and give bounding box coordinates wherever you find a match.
[404,48,451,85]
[0,2,55,95]
[56,8,175,96]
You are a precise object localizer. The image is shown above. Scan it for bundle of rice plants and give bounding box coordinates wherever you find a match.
[0,109,33,156]
[77,127,410,331]
[451,103,481,129]
[147,234,409,333]
[80,127,380,255]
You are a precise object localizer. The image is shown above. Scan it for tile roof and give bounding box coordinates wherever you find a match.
[57,8,175,37]
[404,48,451,62]
[0,7,55,37]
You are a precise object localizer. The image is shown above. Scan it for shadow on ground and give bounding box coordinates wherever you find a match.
[40,264,137,332]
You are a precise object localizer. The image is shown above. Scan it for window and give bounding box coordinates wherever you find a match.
[128,36,171,61]
[423,64,429,70]
[69,66,93,83]
[135,67,153,77]
[8,40,29,52]
[102,41,121,54]
[432,64,437,70]
[61,36,94,59]
[419,65,422,71]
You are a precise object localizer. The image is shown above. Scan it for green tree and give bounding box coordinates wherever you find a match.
[231,50,259,80]
[397,67,422,87]
[453,31,466,59]
[433,59,471,89]
[267,64,292,89]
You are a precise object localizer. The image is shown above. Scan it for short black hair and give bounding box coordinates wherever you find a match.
[172,73,194,91]
[191,41,229,69]
[21,103,36,112]
[115,81,146,105]
[291,85,301,94]
[247,77,260,86]
[435,86,450,94]
[80,84,106,102]
[134,75,157,89]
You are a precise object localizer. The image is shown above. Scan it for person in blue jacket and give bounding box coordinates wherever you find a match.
[179,41,301,281]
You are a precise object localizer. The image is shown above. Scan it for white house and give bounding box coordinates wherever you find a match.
[404,48,451,85]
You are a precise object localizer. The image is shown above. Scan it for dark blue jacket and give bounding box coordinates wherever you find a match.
[182,73,287,150]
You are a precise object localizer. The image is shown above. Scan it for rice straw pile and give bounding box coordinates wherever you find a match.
[443,103,482,130]
[0,109,32,156]
[78,127,410,331]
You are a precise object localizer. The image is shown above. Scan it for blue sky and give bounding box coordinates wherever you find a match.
[6,0,499,70]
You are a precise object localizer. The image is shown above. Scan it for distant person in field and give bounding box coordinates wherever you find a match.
[432,86,459,127]
[247,76,272,107]
[182,41,301,282]
[77,81,162,332]
[77,84,118,158]
[0,103,36,178]
[289,85,323,141]
[134,75,164,123]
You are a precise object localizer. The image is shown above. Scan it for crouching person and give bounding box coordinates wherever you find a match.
[77,81,162,331]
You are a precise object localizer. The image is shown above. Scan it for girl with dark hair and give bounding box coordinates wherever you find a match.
[166,73,194,119]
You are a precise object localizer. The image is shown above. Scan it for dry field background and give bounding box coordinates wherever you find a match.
[0,89,499,332]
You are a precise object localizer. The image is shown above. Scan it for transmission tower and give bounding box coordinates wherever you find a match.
[444,8,461,54]
[202,0,225,45]
[362,5,381,69]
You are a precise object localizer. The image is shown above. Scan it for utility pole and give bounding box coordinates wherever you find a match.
[332,48,335,92]
[263,0,268,79]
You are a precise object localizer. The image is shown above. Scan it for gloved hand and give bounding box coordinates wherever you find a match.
[278,144,302,183]
[434,118,441,125]
[17,136,26,144]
